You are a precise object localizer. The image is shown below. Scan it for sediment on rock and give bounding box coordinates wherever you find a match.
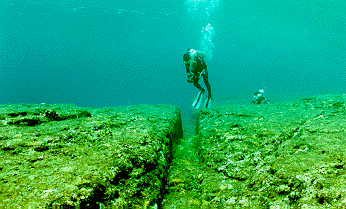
[0,104,182,208]
[163,94,346,208]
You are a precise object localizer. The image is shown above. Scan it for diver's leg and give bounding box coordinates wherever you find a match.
[193,79,205,93]
[202,73,212,98]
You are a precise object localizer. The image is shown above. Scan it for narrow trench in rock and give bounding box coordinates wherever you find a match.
[160,109,202,207]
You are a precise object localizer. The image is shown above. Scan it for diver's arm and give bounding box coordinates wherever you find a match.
[185,65,190,74]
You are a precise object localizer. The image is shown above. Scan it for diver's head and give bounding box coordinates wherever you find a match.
[183,53,191,65]
[188,48,197,57]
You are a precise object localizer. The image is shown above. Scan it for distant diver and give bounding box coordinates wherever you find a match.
[252,88,270,104]
[183,48,212,108]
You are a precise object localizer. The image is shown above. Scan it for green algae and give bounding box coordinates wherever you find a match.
[2,95,346,208]
[163,94,346,208]
[0,104,182,208]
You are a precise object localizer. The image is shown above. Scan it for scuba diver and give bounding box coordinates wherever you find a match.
[183,48,212,108]
[252,88,270,104]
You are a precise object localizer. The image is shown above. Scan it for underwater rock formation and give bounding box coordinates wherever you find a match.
[0,104,182,208]
[163,94,346,208]
[1,94,346,208]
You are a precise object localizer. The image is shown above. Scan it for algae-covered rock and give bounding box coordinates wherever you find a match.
[163,94,346,208]
[0,104,182,208]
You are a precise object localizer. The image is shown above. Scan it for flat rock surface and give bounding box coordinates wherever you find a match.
[163,94,346,208]
[0,104,182,208]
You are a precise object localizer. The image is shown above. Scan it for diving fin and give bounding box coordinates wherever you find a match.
[204,97,212,108]
[192,91,203,109]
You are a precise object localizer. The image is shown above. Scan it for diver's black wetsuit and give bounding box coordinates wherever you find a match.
[185,56,212,99]
[252,92,270,104]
